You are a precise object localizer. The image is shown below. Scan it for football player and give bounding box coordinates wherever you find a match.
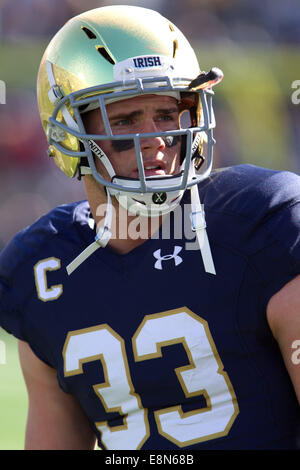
[0,5,299,450]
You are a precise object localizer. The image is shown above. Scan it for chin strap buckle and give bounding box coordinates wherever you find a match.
[95,225,112,247]
[190,207,206,232]
[48,85,63,105]
[66,191,113,275]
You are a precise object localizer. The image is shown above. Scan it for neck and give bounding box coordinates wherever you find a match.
[90,193,163,255]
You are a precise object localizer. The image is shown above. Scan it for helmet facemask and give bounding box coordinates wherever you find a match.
[47,73,216,217]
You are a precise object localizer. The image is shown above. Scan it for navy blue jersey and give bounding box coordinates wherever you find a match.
[1,164,300,449]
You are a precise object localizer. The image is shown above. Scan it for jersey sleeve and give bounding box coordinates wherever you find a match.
[0,202,87,368]
[247,170,300,306]
[0,235,28,341]
[203,165,300,308]
[0,233,56,367]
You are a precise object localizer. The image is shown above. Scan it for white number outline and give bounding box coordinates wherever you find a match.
[63,307,239,449]
[132,307,239,446]
[63,324,149,450]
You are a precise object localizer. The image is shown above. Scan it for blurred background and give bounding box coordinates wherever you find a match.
[0,0,300,449]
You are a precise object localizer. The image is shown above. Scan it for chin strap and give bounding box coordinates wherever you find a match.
[66,140,215,275]
[190,184,216,275]
[66,183,216,276]
[66,167,215,276]
[65,182,215,276]
[66,189,113,275]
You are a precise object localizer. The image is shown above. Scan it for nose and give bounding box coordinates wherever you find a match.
[140,118,166,151]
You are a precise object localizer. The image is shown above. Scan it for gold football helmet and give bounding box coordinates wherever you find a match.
[37,5,223,274]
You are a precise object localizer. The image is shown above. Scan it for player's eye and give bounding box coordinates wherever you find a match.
[156,112,179,130]
[112,118,132,127]
[157,114,173,121]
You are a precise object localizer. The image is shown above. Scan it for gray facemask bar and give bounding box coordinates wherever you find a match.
[47,75,216,193]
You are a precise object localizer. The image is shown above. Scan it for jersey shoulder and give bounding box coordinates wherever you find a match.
[0,200,90,282]
[0,200,90,334]
[199,164,300,299]
[199,164,300,254]
[200,164,300,217]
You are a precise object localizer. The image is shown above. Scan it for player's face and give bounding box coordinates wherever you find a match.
[82,94,181,180]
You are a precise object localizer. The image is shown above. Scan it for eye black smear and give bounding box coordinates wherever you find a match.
[111,139,135,152]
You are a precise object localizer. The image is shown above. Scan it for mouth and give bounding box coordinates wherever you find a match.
[131,162,167,178]
[144,165,167,177]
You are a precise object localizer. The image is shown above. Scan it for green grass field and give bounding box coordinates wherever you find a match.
[0,328,28,450]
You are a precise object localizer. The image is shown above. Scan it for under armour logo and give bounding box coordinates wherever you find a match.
[153,246,183,270]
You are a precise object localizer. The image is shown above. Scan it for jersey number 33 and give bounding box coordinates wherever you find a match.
[63,307,239,450]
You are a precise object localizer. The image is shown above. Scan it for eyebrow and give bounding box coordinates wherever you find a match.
[109,107,179,122]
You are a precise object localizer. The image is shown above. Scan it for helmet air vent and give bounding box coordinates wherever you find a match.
[173,39,178,58]
[168,23,178,58]
[96,46,115,65]
[81,26,97,39]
